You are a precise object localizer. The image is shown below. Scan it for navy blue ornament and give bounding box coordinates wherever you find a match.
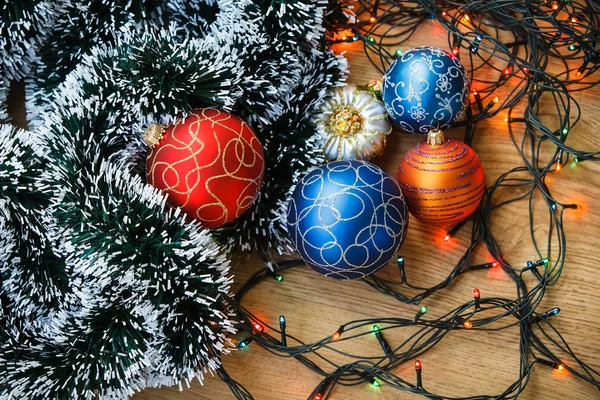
[382,46,470,134]
[287,160,409,280]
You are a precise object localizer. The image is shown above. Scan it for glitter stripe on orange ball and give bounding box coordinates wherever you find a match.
[397,130,485,226]
[145,108,265,228]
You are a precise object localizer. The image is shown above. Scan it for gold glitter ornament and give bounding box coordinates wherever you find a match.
[315,85,392,162]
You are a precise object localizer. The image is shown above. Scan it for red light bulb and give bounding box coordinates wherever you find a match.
[254,323,264,332]
[443,234,451,243]
[492,261,499,267]
[442,11,448,16]
[415,360,422,370]
[473,288,481,298]
[314,394,323,400]
[503,67,511,75]
[452,47,460,56]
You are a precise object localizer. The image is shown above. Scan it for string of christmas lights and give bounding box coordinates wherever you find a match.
[225,0,600,398]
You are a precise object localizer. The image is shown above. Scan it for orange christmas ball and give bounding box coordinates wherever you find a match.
[397,133,485,226]
[145,108,264,228]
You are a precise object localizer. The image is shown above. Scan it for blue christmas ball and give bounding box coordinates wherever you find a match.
[287,160,409,280]
[382,46,470,134]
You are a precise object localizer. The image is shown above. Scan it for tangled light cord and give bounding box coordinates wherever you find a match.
[224,1,600,399]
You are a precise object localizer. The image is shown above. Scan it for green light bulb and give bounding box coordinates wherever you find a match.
[370,378,381,387]
[543,258,549,267]
[420,306,428,314]
[562,128,569,135]
[568,44,576,51]
[373,325,380,333]
[395,48,403,57]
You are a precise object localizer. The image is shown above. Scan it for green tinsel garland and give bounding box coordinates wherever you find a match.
[0,0,348,398]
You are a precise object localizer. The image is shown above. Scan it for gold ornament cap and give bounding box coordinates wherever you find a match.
[143,124,166,148]
[426,128,445,146]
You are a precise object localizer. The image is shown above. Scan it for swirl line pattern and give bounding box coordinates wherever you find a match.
[382,46,470,134]
[146,108,264,227]
[287,160,408,280]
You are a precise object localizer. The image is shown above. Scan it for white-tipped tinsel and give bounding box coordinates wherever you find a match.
[0,0,348,397]
[0,0,54,122]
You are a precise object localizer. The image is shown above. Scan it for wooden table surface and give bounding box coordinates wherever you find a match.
[7,18,600,400]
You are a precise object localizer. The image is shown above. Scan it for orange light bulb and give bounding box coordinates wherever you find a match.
[463,320,473,329]
[370,16,376,23]
[493,96,499,104]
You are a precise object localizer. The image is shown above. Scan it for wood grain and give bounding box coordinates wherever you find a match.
[6,18,600,400]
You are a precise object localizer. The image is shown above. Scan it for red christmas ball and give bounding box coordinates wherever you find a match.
[145,108,264,228]
[397,134,485,226]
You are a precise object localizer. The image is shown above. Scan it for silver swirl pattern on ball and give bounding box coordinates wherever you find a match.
[382,46,470,134]
[287,160,409,280]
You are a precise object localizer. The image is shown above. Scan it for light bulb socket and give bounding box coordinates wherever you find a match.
[239,337,254,348]
[374,329,393,356]
[415,365,423,388]
[279,315,287,347]
[533,307,560,322]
